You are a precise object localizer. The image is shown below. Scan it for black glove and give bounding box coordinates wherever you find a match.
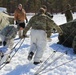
[3,41,7,46]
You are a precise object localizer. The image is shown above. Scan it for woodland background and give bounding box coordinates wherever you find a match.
[0,0,76,13]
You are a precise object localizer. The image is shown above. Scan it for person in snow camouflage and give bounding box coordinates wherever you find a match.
[0,24,24,60]
[64,4,73,22]
[14,4,28,38]
[41,5,53,41]
[23,8,63,65]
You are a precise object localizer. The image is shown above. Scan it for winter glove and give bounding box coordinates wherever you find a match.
[3,41,7,46]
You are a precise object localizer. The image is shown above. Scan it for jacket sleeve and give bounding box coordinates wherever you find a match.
[47,17,63,34]
[23,17,33,35]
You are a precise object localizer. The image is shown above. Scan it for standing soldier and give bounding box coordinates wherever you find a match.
[14,4,28,38]
[23,8,63,65]
[65,4,73,22]
[41,5,53,41]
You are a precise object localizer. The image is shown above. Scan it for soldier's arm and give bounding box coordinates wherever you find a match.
[23,17,33,35]
[47,17,63,34]
[53,23,63,35]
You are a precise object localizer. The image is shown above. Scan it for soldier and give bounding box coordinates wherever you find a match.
[65,4,73,22]
[41,5,53,19]
[23,8,63,65]
[14,4,28,38]
[0,24,24,61]
[41,5,53,41]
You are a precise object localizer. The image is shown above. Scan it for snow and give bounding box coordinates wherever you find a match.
[0,7,7,13]
[0,13,76,75]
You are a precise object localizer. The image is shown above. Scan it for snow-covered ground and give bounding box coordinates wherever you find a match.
[0,13,76,75]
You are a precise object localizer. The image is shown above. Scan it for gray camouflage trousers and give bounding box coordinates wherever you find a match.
[0,34,14,54]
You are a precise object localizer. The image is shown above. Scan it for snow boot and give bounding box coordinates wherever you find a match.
[28,52,34,61]
[5,56,10,64]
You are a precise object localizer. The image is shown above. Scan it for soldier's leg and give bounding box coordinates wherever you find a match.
[19,22,25,38]
[5,39,14,54]
[34,30,47,64]
[18,30,23,38]
[72,36,76,54]
[0,51,4,60]
[28,29,37,60]
[47,31,52,41]
[3,39,14,63]
[0,34,5,46]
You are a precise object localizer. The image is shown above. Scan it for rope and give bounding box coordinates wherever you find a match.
[10,38,25,60]
[0,38,25,70]
[34,52,65,75]
[0,39,22,69]
[40,57,76,74]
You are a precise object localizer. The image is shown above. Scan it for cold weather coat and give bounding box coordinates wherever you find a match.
[45,12,53,38]
[0,12,14,30]
[14,8,27,22]
[23,13,63,35]
[65,10,73,22]
[0,25,17,40]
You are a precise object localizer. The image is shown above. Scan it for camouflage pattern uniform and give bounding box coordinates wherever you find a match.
[45,12,53,39]
[23,11,63,63]
[23,14,62,34]
[65,4,73,22]
[65,10,73,22]
[41,5,53,39]
[58,19,76,54]
[0,25,17,54]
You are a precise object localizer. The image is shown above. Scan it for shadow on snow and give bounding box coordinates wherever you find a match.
[6,63,35,75]
[50,43,74,57]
